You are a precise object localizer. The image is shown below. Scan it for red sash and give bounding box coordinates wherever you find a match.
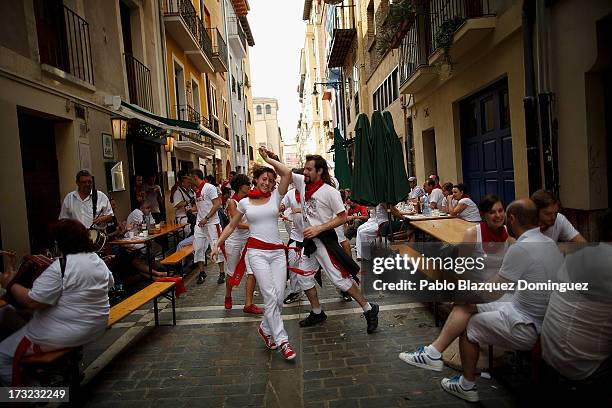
[305,180,324,201]
[229,237,301,287]
[12,337,43,386]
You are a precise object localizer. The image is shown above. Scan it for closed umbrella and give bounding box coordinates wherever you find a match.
[333,127,351,189]
[383,111,411,203]
[351,113,376,206]
[370,111,394,203]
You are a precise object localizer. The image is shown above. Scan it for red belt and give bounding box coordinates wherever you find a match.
[229,237,302,287]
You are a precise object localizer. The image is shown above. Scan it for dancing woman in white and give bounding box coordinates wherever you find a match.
[212,147,296,360]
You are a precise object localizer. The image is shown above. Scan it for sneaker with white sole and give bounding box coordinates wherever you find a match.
[398,346,443,372]
[440,375,479,402]
[279,341,296,360]
[257,327,277,350]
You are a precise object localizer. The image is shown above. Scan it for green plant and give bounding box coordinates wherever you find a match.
[375,0,415,54]
[434,16,465,64]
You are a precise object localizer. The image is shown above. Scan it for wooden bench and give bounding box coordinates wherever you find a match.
[160,244,194,275]
[19,281,177,393]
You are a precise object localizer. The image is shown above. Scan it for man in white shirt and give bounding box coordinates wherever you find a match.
[531,189,586,242]
[292,155,379,334]
[398,199,564,402]
[191,169,224,285]
[172,174,195,236]
[408,177,425,201]
[59,170,113,228]
[424,179,444,210]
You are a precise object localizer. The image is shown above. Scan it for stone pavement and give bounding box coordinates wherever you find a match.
[79,225,524,408]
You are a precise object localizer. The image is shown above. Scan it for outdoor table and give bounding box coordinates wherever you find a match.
[108,223,187,281]
[411,218,475,243]
[404,213,455,221]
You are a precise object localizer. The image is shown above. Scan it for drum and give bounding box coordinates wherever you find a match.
[2,255,53,308]
[88,228,107,252]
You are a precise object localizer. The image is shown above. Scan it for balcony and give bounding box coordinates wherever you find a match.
[176,104,220,136]
[163,0,214,73]
[227,17,247,58]
[398,0,495,93]
[327,6,356,68]
[207,28,228,72]
[35,4,94,87]
[124,53,153,112]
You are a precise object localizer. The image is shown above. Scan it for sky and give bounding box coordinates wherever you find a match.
[249,0,304,144]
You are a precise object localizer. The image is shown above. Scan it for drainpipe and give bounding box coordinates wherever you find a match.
[522,0,542,195]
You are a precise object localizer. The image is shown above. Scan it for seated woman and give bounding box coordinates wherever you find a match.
[0,219,114,386]
[447,183,481,222]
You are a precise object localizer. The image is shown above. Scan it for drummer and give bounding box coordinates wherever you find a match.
[59,170,113,228]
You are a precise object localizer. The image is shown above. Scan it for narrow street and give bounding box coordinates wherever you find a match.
[80,225,520,408]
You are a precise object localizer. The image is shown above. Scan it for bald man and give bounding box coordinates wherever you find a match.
[398,199,564,402]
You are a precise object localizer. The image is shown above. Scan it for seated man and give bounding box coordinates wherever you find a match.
[398,199,564,402]
[344,197,369,240]
[0,219,114,385]
[355,203,386,260]
[531,189,586,243]
[541,210,612,387]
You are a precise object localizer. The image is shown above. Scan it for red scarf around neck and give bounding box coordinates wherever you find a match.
[248,188,271,199]
[305,179,325,201]
[480,221,508,253]
[195,180,207,198]
[231,193,243,202]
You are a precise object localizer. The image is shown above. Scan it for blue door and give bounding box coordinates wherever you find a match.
[460,80,515,205]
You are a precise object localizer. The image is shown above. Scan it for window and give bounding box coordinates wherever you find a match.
[222,98,228,125]
[249,146,254,160]
[209,84,218,118]
[241,137,246,154]
[256,105,262,115]
[265,104,272,114]
[248,110,252,124]
[372,67,399,112]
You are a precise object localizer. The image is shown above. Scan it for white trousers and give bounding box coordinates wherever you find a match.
[295,238,354,293]
[224,239,252,277]
[356,219,380,260]
[194,223,224,263]
[287,242,302,294]
[246,248,288,345]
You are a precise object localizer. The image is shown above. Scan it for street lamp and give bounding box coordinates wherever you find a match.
[111,116,127,140]
[312,81,341,96]
[164,135,174,152]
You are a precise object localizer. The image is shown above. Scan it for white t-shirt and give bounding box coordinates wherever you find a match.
[409,186,425,199]
[498,227,564,332]
[429,188,444,209]
[59,190,113,228]
[26,253,114,347]
[225,198,249,246]
[126,208,154,229]
[292,174,345,228]
[283,189,304,242]
[237,190,283,244]
[542,213,579,242]
[456,197,481,222]
[172,187,194,219]
[195,182,220,225]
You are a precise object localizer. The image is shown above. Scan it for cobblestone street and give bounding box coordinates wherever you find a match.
[79,227,523,408]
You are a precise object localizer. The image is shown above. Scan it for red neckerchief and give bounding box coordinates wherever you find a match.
[480,221,508,253]
[305,179,325,201]
[295,190,301,204]
[247,188,271,199]
[231,193,242,202]
[195,180,207,198]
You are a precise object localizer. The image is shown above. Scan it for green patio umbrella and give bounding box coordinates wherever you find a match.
[370,110,394,203]
[383,111,411,203]
[350,113,376,206]
[333,127,351,189]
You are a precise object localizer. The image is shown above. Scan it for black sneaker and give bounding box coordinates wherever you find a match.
[341,291,352,302]
[299,311,327,327]
[196,272,207,285]
[364,303,379,334]
[283,292,301,304]
[217,274,225,284]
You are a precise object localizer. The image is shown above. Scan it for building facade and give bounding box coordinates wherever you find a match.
[253,97,283,160]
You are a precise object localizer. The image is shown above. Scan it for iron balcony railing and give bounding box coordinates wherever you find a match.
[176,104,221,136]
[36,4,94,85]
[429,0,494,52]
[398,17,431,85]
[329,5,356,32]
[124,53,153,112]
[165,0,213,61]
[228,17,247,51]
[207,28,227,63]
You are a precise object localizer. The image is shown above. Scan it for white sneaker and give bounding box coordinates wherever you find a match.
[398,346,443,372]
[440,375,479,402]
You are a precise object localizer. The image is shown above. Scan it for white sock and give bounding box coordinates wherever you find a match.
[425,344,442,359]
[362,302,372,313]
[459,375,475,390]
[312,307,322,314]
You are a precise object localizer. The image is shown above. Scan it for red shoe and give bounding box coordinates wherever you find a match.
[258,327,277,350]
[243,304,263,315]
[279,341,296,360]
[224,296,232,310]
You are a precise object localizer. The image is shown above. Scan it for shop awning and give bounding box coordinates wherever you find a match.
[174,140,215,158]
[118,101,200,135]
[198,124,231,148]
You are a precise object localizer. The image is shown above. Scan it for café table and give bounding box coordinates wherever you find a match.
[108,223,188,281]
[404,213,455,221]
[410,218,475,243]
